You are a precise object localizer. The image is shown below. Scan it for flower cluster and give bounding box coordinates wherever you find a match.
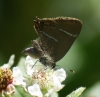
[0,55,67,97]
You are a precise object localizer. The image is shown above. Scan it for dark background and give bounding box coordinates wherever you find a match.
[0,0,100,97]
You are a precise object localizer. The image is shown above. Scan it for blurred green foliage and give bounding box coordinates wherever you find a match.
[0,0,100,97]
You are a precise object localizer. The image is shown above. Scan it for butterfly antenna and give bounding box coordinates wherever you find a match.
[56,64,75,73]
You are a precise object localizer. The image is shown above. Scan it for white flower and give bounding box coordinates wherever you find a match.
[24,56,67,97]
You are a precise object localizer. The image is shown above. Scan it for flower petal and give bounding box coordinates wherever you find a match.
[28,84,43,97]
[6,84,15,95]
[52,75,65,91]
[54,68,67,82]
[12,67,26,86]
[2,54,15,68]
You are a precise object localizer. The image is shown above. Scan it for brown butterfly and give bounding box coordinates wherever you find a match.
[22,17,82,68]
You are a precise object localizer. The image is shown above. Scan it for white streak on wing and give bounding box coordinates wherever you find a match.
[41,31,58,42]
[59,29,77,37]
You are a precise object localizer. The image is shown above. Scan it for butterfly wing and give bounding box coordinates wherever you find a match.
[34,17,82,62]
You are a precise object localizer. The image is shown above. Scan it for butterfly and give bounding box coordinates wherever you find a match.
[22,17,82,68]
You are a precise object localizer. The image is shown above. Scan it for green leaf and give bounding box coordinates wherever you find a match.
[66,87,86,97]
